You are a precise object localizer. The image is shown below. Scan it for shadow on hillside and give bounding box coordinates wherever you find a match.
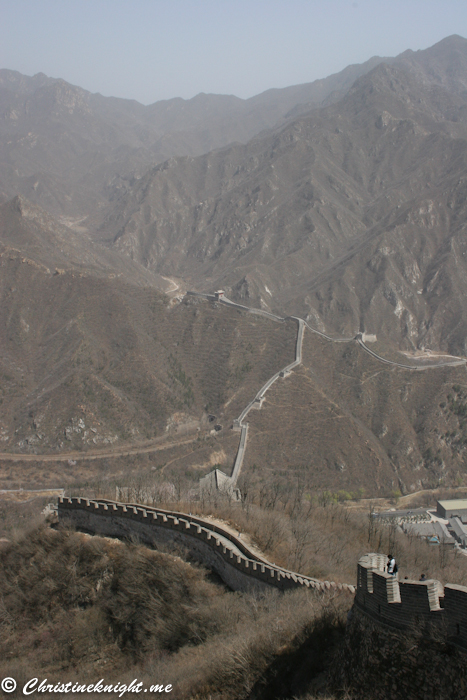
[247,607,347,700]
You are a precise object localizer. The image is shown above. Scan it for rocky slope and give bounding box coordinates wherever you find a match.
[242,327,467,495]
[3,37,467,497]
[0,198,297,455]
[100,36,467,354]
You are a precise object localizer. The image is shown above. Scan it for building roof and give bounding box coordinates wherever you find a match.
[403,522,454,543]
[438,499,467,511]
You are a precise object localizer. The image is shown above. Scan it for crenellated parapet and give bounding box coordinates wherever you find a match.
[57,496,355,596]
[355,553,467,648]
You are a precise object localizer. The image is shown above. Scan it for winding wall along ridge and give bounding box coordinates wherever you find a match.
[0,292,462,466]
[191,292,466,488]
[58,496,355,595]
[57,496,467,651]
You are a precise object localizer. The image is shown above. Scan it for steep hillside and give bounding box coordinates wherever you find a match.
[0,524,351,700]
[100,36,467,354]
[0,201,297,455]
[2,196,466,498]
[242,327,467,495]
[4,38,467,501]
[0,195,170,286]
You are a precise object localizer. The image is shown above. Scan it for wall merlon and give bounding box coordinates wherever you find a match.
[426,580,442,611]
[386,575,401,604]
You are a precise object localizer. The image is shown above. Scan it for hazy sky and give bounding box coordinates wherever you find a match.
[1,0,467,105]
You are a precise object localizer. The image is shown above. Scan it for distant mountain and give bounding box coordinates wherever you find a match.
[0,53,394,222]
[0,195,171,288]
[1,194,467,496]
[4,37,467,497]
[100,35,467,354]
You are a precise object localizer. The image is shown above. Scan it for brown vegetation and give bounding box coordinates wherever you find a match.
[244,329,467,495]
[334,612,467,700]
[2,476,467,699]
[0,495,49,540]
[184,489,467,587]
[3,200,467,501]
[0,525,348,699]
[64,470,467,588]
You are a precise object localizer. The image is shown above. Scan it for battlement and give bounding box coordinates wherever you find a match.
[58,497,355,596]
[355,553,467,648]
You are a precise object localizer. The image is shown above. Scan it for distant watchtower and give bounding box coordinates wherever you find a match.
[214,290,225,301]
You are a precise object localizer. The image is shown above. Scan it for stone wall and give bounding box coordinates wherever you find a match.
[58,497,355,595]
[327,553,467,699]
[355,553,467,649]
[334,610,467,700]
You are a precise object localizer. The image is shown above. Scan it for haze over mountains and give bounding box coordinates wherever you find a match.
[100,35,467,353]
[3,35,467,495]
[0,51,392,222]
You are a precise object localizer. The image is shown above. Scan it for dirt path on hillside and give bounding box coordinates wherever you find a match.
[4,294,464,470]
[0,435,200,462]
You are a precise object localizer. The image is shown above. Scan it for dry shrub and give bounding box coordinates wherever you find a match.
[0,524,349,699]
[169,489,467,587]
[0,525,225,673]
[135,590,348,700]
[0,496,49,539]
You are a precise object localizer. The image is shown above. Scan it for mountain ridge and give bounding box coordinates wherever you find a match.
[3,36,467,498]
[98,40,467,354]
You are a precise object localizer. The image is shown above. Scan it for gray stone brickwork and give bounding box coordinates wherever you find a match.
[355,553,467,648]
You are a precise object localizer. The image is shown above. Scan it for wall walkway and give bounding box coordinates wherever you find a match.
[58,496,355,596]
[190,291,466,497]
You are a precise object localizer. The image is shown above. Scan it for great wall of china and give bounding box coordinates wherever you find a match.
[58,496,355,594]
[8,287,467,662]
[58,496,467,651]
[355,553,467,649]
[189,291,466,496]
